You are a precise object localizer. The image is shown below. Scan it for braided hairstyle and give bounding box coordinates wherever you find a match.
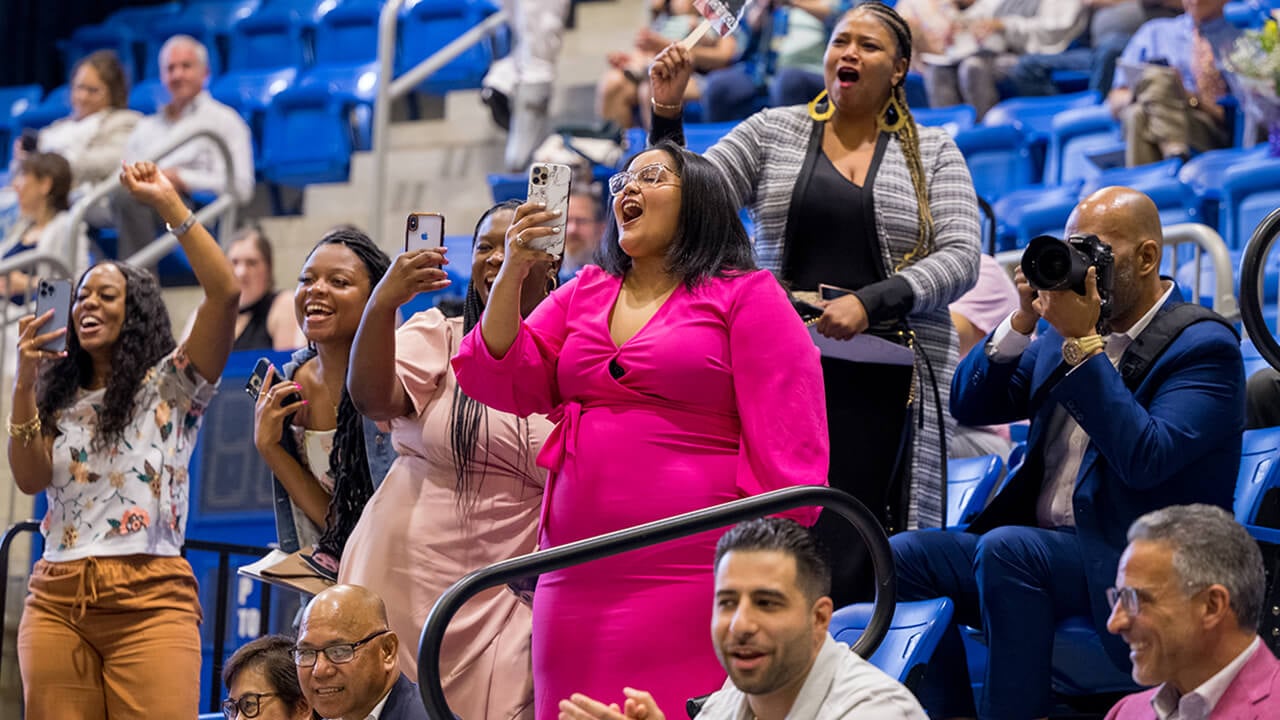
[449,200,523,505]
[848,1,935,269]
[311,228,391,562]
[37,262,175,452]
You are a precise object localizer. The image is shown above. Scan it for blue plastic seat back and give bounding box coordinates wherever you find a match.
[829,598,955,689]
[128,79,170,114]
[260,84,356,186]
[144,0,262,78]
[983,91,1101,142]
[946,454,1003,529]
[683,122,739,155]
[1044,105,1121,187]
[1235,427,1280,523]
[990,184,1080,250]
[227,6,309,72]
[398,0,497,94]
[313,0,382,66]
[14,85,72,132]
[1222,158,1280,250]
[912,104,977,135]
[0,85,43,124]
[1050,616,1139,696]
[1177,145,1270,230]
[1082,158,1195,227]
[955,124,1035,204]
[212,67,300,163]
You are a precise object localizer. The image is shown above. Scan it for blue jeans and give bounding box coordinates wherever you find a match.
[890,527,1093,720]
[1009,34,1131,97]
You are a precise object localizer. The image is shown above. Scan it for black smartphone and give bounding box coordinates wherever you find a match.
[34,278,72,353]
[19,128,38,153]
[244,358,302,405]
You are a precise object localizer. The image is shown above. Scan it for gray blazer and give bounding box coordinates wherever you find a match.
[663,105,981,528]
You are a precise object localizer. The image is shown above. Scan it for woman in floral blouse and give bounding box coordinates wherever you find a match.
[8,161,239,718]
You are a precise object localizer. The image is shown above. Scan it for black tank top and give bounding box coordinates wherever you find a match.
[233,290,279,351]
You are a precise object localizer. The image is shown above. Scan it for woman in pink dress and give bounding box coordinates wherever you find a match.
[453,140,830,718]
[341,202,561,720]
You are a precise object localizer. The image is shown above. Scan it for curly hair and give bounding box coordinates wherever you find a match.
[308,229,391,562]
[37,262,175,451]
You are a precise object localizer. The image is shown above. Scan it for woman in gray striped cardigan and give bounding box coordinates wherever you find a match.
[650,1,980,605]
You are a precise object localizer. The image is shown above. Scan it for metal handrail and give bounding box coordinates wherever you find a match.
[416,486,896,720]
[63,128,242,273]
[369,1,510,243]
[994,223,1240,322]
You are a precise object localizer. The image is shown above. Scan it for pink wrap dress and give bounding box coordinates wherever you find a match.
[453,266,829,718]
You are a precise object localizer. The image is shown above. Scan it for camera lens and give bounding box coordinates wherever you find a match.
[408,216,418,230]
[1022,235,1088,292]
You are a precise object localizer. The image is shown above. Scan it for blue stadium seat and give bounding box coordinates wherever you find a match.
[904,70,928,109]
[1050,616,1139,697]
[954,124,1035,203]
[313,0,382,65]
[1081,158,1195,228]
[1235,427,1280,522]
[0,85,43,167]
[991,184,1080,250]
[212,67,300,164]
[226,4,311,72]
[984,92,1101,182]
[487,172,525,203]
[683,122,739,155]
[128,79,170,115]
[397,0,503,95]
[13,85,72,132]
[259,65,376,187]
[913,104,977,135]
[1220,157,1280,250]
[144,0,262,78]
[830,598,954,689]
[59,3,182,83]
[1177,145,1270,232]
[1044,105,1121,187]
[946,454,1003,530]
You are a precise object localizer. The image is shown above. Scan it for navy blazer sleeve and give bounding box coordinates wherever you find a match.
[950,331,1043,427]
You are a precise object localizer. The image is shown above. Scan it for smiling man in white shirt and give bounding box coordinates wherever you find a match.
[1104,504,1278,720]
[293,585,428,720]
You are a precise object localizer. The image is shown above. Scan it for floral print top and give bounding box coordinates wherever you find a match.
[41,346,216,562]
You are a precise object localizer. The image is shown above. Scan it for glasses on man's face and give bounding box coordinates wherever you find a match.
[221,692,278,719]
[1106,586,1143,616]
[290,629,389,667]
[607,162,681,196]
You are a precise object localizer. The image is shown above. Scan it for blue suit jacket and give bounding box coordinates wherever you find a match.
[380,673,429,720]
[953,290,1245,667]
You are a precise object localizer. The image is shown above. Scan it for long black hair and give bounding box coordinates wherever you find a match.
[448,200,522,504]
[37,262,175,451]
[308,228,391,562]
[598,139,756,287]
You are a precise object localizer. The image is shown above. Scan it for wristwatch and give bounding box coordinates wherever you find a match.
[165,211,197,237]
[1062,335,1104,366]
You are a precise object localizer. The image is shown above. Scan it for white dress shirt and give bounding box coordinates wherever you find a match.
[1150,636,1260,720]
[322,688,390,720]
[986,283,1175,527]
[122,90,255,204]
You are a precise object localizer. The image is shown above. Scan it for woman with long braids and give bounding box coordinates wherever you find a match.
[251,228,392,574]
[341,202,557,718]
[9,161,238,717]
[649,1,981,605]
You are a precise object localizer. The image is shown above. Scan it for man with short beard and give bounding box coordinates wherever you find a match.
[558,518,926,720]
[891,186,1245,720]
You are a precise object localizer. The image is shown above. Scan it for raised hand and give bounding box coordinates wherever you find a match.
[252,365,308,455]
[648,43,694,114]
[13,309,66,386]
[119,161,186,217]
[372,248,451,309]
[499,201,562,285]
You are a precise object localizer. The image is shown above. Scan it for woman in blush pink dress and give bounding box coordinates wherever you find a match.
[340,202,560,720]
[452,140,829,718]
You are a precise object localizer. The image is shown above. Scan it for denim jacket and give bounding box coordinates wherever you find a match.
[271,346,395,553]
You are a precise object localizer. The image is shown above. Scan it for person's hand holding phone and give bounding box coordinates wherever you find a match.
[13,309,68,387]
[372,248,451,311]
[252,364,307,454]
[500,202,563,286]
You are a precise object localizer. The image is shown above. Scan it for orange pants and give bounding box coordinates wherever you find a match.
[18,554,203,720]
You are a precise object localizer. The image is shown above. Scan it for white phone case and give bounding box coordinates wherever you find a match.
[526,162,571,257]
[405,213,445,253]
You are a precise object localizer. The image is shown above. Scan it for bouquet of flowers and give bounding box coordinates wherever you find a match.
[1226,13,1280,131]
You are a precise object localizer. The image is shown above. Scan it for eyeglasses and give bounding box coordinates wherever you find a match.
[290,629,389,667]
[607,162,681,196]
[1106,586,1142,616]
[221,692,278,719]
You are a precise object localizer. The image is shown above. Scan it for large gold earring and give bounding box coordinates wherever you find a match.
[877,87,908,133]
[807,89,835,121]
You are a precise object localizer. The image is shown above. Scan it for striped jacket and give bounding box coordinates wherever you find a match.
[659,104,981,529]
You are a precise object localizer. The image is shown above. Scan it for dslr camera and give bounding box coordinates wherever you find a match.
[1021,233,1115,331]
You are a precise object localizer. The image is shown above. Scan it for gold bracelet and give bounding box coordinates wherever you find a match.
[7,415,41,446]
[650,97,683,114]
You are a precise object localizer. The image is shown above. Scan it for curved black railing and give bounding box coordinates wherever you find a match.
[416,486,895,719]
[1240,207,1280,371]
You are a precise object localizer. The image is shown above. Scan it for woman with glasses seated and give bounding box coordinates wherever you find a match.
[453,140,829,717]
[222,635,312,720]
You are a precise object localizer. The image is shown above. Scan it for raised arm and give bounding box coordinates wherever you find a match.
[348,249,452,421]
[119,161,238,382]
[7,311,64,494]
[478,202,562,359]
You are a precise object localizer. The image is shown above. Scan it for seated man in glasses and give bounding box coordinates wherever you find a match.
[293,585,428,720]
[1105,504,1279,719]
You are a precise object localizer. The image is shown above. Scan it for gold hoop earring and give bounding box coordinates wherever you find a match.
[877,88,908,134]
[807,89,835,121]
[546,273,559,295]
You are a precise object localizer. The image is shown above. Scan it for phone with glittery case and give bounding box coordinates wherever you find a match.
[526,162,571,257]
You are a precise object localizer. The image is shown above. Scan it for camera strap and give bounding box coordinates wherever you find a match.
[1117,302,1237,392]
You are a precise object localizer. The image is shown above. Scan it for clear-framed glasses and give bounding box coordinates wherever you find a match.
[290,629,389,667]
[607,162,681,196]
[1105,586,1141,616]
[221,692,278,719]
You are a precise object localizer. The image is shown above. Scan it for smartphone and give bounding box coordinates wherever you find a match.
[34,278,72,353]
[244,357,302,405]
[526,162,571,257]
[19,128,38,153]
[405,212,445,253]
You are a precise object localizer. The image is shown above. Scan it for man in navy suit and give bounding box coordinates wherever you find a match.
[891,186,1245,720]
[294,585,429,720]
